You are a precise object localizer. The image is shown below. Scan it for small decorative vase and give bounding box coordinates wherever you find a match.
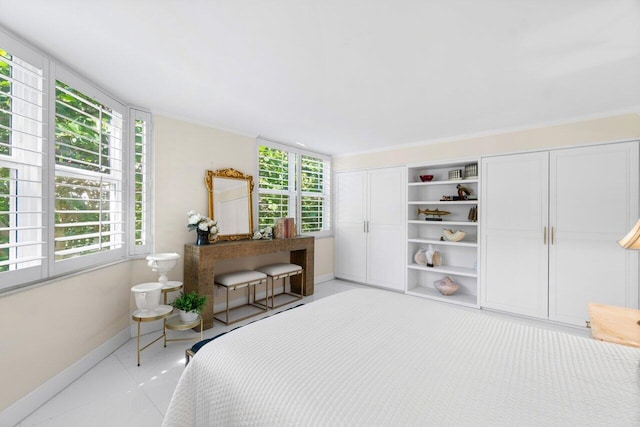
[195,229,210,245]
[179,309,199,323]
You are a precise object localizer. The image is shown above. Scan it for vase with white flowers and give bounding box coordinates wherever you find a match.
[187,210,219,245]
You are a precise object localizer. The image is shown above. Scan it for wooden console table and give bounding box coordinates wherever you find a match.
[184,236,315,329]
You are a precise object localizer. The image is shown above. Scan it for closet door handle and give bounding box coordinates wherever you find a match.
[551,226,555,245]
[544,227,547,245]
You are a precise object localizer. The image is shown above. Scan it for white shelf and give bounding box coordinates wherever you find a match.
[407,160,480,309]
[408,178,478,186]
[408,238,477,247]
[409,200,478,205]
[407,263,477,277]
[406,286,478,307]
[408,220,478,226]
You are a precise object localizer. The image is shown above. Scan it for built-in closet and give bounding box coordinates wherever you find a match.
[334,167,406,291]
[480,141,639,326]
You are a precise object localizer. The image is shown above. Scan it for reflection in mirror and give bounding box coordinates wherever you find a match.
[205,168,254,240]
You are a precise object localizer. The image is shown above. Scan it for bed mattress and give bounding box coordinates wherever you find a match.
[163,288,640,426]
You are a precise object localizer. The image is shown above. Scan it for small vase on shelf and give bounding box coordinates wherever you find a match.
[195,229,210,245]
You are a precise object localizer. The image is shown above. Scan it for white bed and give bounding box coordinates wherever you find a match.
[163,288,640,426]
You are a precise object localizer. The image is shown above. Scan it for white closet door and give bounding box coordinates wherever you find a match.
[481,152,549,319]
[549,142,639,325]
[335,171,367,282]
[367,167,405,290]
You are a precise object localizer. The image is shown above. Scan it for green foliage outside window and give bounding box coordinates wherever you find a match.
[0,50,11,271]
[258,145,327,233]
[55,81,113,173]
[54,81,121,259]
[0,168,9,272]
[0,49,11,157]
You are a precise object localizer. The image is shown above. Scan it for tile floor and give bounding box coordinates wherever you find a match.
[16,279,363,427]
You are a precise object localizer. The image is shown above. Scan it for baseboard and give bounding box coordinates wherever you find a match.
[1,327,130,427]
[315,273,335,284]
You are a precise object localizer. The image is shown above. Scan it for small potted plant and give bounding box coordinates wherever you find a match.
[171,291,207,323]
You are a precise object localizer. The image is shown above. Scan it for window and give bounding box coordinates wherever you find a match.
[54,78,125,269]
[257,138,331,236]
[129,109,152,255]
[0,29,153,291]
[0,40,46,286]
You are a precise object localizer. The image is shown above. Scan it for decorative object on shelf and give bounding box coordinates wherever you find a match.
[419,174,434,182]
[274,218,297,238]
[468,206,478,222]
[456,184,471,200]
[418,208,450,221]
[131,282,163,312]
[414,247,428,266]
[448,169,463,180]
[171,291,207,323]
[464,163,478,179]
[424,244,441,267]
[425,245,435,266]
[433,276,459,295]
[146,252,180,285]
[187,210,219,245]
[442,229,466,242]
[252,226,273,240]
[432,250,441,267]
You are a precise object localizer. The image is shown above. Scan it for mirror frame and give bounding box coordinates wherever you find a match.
[205,168,254,241]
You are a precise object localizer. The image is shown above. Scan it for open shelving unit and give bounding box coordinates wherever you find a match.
[406,160,480,308]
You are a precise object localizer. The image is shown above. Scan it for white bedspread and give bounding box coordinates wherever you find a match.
[163,288,640,426]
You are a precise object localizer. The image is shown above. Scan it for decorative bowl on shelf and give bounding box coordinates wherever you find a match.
[420,175,434,182]
[442,229,466,242]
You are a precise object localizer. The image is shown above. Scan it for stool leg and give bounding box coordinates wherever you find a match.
[137,320,141,366]
[226,287,230,324]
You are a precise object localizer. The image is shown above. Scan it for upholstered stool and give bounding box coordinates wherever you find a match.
[213,270,268,325]
[255,263,304,309]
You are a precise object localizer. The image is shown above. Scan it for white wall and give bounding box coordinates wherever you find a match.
[334,114,640,171]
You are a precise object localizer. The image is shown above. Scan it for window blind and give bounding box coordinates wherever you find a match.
[54,80,124,263]
[129,108,152,255]
[0,46,46,285]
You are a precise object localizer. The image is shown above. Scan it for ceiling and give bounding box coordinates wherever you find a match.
[0,0,638,156]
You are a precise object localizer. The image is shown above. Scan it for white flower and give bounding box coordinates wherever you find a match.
[264,226,272,233]
[188,214,202,225]
[187,210,220,236]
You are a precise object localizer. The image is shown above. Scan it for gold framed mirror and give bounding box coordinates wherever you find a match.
[205,168,254,241]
